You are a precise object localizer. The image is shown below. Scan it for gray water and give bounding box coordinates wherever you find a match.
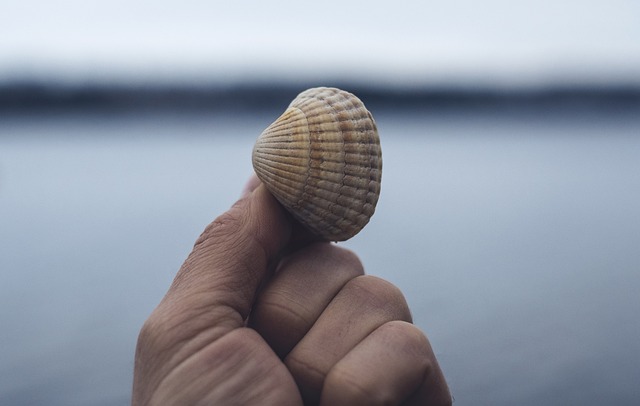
[1,109,639,405]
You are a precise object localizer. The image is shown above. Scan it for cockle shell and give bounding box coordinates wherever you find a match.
[252,87,382,241]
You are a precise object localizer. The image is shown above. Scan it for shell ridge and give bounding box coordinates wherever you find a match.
[292,209,344,238]
[296,183,371,222]
[252,157,312,182]
[254,106,311,213]
[254,145,312,153]
[318,91,349,220]
[297,195,367,233]
[252,165,305,205]
[290,106,312,212]
[252,87,381,241]
[303,88,379,236]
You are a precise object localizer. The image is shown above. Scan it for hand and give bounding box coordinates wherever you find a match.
[132,176,451,405]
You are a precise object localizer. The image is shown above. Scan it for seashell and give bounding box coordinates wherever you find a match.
[252,87,382,241]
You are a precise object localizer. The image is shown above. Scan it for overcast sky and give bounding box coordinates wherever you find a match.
[1,0,639,87]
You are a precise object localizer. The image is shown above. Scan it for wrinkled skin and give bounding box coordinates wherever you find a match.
[132,176,451,405]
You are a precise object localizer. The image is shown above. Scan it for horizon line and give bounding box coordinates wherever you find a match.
[2,79,640,113]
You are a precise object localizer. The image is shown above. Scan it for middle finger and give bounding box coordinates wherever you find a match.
[285,275,412,403]
[249,242,365,357]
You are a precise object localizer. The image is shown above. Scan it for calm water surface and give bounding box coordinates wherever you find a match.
[1,109,639,405]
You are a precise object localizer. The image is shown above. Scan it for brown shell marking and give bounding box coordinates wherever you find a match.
[252,87,382,241]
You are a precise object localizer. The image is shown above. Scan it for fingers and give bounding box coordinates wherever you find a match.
[136,184,292,379]
[321,321,452,406]
[249,243,365,357]
[145,328,303,406]
[285,275,412,403]
[168,184,291,326]
[248,238,447,405]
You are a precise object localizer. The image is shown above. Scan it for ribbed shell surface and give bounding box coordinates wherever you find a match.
[252,87,382,241]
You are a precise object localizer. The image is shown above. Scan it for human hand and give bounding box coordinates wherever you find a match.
[132,176,451,405]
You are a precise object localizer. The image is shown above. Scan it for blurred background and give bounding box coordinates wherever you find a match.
[1,1,639,405]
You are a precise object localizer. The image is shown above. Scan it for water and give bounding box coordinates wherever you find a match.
[1,109,639,405]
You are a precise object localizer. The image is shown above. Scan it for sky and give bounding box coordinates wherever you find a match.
[1,0,639,87]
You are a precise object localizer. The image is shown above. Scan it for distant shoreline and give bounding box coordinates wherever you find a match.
[2,80,639,114]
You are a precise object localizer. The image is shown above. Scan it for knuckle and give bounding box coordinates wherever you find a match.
[257,291,312,330]
[325,366,395,405]
[194,206,245,249]
[327,244,364,271]
[136,309,168,358]
[381,320,429,348]
[379,321,434,368]
[345,275,412,322]
[284,350,327,399]
[295,242,365,275]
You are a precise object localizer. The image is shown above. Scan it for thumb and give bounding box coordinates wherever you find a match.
[159,181,292,340]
